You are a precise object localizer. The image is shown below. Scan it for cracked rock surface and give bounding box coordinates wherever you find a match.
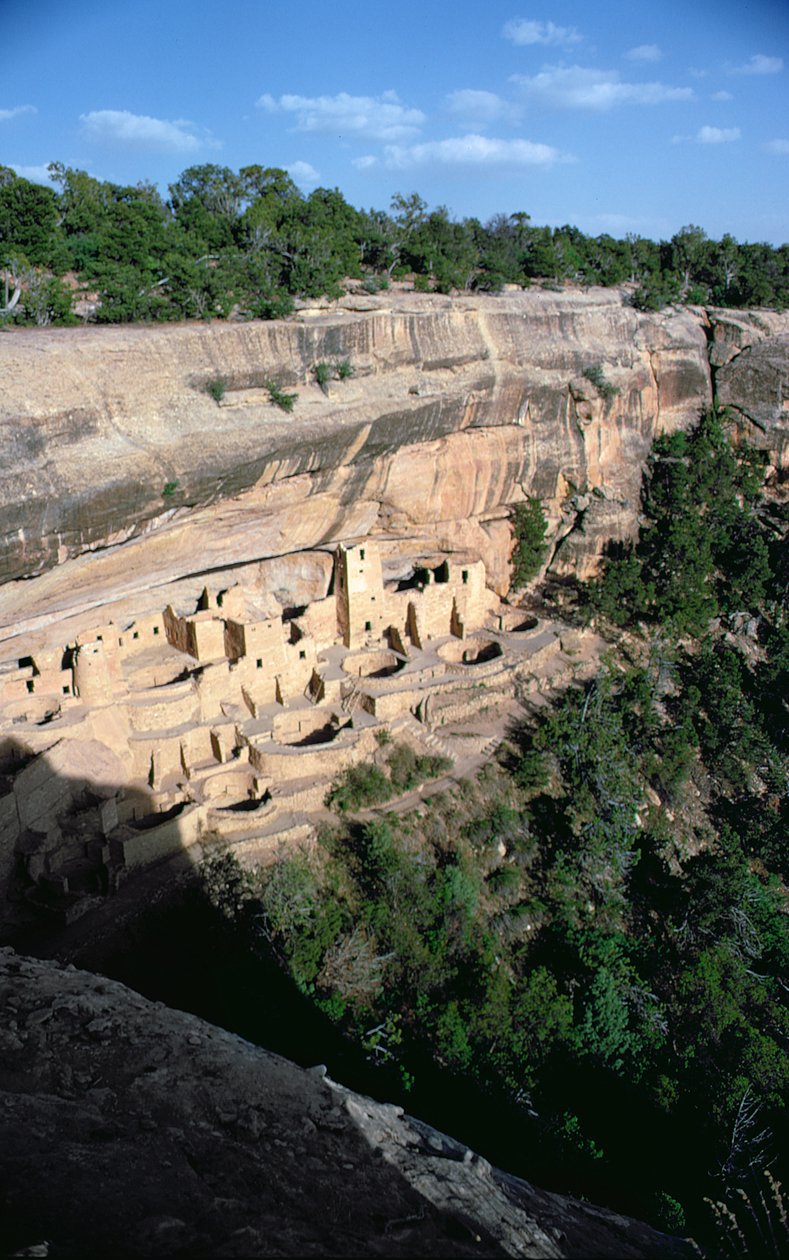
[0,948,694,1258]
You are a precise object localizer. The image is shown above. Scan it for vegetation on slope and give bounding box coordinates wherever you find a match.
[325,741,451,813]
[1,161,788,325]
[510,497,550,588]
[199,408,788,1248]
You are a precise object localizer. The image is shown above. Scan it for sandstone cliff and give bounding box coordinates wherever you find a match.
[0,946,694,1258]
[3,286,785,656]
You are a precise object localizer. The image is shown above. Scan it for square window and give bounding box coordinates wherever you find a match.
[62,686,70,695]
[364,620,372,631]
[299,649,306,660]
[360,548,365,560]
[153,626,159,636]
[97,634,103,642]
[26,680,35,694]
[256,658,263,669]
[133,631,139,640]
[462,570,469,584]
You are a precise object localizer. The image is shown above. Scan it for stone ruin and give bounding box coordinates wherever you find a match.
[0,540,601,924]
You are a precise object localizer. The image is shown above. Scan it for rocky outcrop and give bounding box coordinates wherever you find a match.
[716,334,789,451]
[0,946,694,1258]
[0,287,719,648]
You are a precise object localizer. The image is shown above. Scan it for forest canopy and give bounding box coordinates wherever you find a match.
[1,161,788,325]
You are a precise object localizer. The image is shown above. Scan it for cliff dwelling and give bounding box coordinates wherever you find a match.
[0,537,604,925]
[1,288,785,932]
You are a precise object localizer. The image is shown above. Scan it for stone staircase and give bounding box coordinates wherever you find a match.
[479,734,502,758]
[395,714,456,764]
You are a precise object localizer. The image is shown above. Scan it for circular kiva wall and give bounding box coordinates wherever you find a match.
[437,638,503,666]
[272,709,347,747]
[342,649,405,679]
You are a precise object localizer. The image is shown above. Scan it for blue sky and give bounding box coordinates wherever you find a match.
[3,0,788,244]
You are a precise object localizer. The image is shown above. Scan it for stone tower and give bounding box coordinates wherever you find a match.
[334,541,386,649]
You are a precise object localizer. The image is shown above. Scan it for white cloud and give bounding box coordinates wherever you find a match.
[512,65,694,110]
[502,18,582,47]
[80,109,215,152]
[9,163,54,185]
[256,91,424,141]
[590,211,670,233]
[697,125,740,143]
[763,138,789,155]
[444,89,521,126]
[625,44,662,63]
[352,155,378,169]
[711,90,733,101]
[0,105,37,122]
[380,133,569,170]
[286,160,320,186]
[673,125,742,145]
[731,54,783,76]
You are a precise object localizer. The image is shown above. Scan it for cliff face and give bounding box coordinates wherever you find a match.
[1,285,786,651]
[0,946,694,1258]
[0,289,710,642]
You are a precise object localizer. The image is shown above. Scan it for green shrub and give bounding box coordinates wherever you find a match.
[266,380,297,412]
[325,742,450,812]
[162,480,179,498]
[248,290,294,321]
[413,273,431,292]
[511,498,549,587]
[388,743,450,792]
[325,762,391,812]
[313,361,332,393]
[582,364,619,401]
[651,1192,686,1235]
[630,274,681,311]
[312,358,354,392]
[205,376,227,403]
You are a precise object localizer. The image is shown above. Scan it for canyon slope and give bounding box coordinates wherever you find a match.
[2,286,786,655]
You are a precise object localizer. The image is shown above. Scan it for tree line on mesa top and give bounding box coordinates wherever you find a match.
[1,161,788,325]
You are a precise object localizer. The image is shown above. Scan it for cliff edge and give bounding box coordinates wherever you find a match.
[0,946,694,1258]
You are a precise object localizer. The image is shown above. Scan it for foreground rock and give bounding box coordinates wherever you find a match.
[0,948,693,1258]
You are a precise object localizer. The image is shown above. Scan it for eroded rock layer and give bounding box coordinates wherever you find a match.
[0,286,755,646]
[2,288,787,650]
